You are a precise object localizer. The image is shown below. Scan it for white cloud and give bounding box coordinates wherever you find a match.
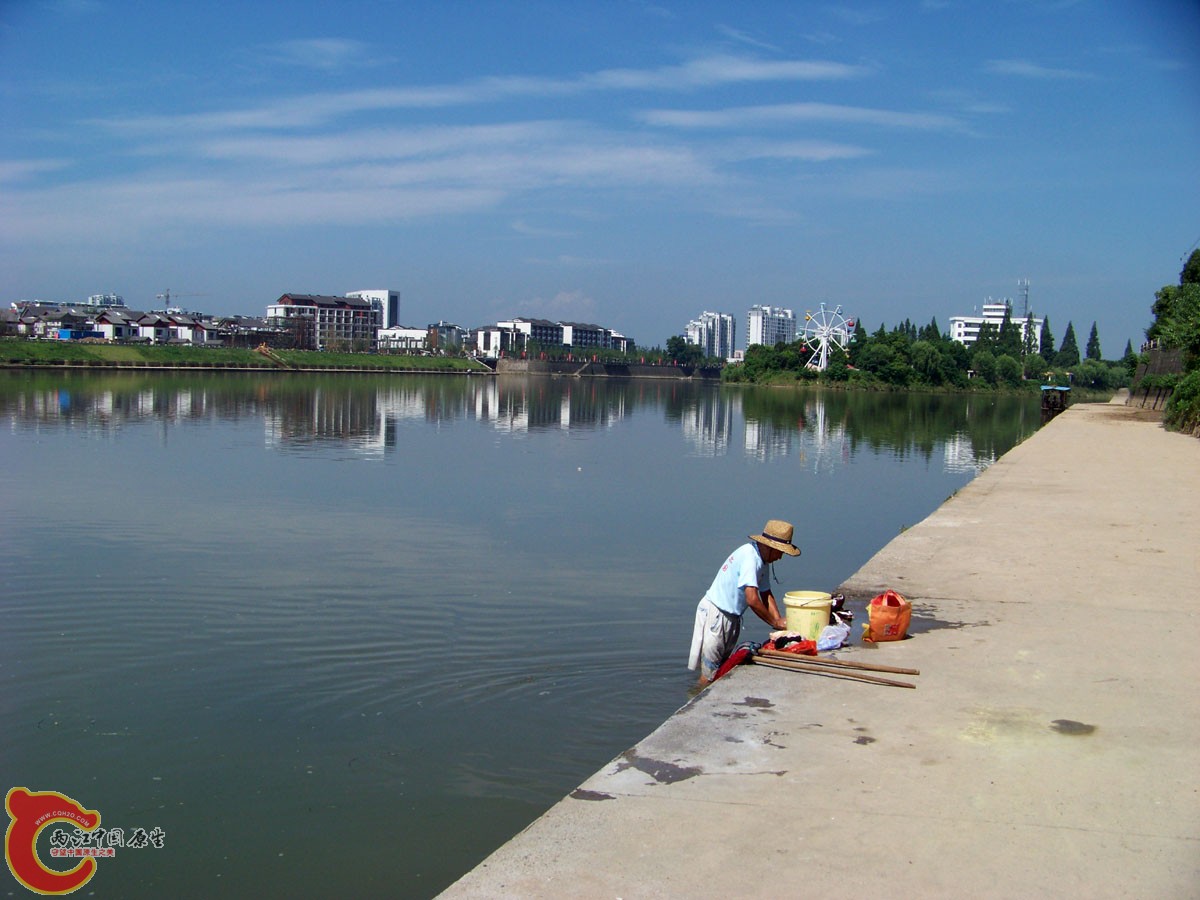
[586,55,869,90]
[716,25,782,53]
[260,38,386,71]
[0,170,508,242]
[639,101,964,132]
[0,122,722,242]
[0,159,72,182]
[92,54,870,136]
[984,58,1095,80]
[196,122,570,165]
[724,138,873,162]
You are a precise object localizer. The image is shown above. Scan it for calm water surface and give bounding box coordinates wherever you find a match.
[1,371,1039,898]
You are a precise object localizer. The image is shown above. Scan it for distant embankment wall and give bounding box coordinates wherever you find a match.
[495,359,721,380]
[1128,346,1184,410]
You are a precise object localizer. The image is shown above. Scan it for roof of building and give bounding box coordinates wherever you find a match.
[275,294,372,309]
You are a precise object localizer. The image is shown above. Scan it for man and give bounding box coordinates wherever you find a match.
[688,519,801,683]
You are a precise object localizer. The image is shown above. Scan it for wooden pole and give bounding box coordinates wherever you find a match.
[757,647,920,676]
[753,655,916,689]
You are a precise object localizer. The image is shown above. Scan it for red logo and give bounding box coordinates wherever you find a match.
[5,788,101,895]
[5,787,164,895]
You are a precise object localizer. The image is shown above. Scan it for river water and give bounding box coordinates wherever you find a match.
[0,370,1039,898]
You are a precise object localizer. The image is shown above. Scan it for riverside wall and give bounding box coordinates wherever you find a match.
[495,358,722,379]
[440,399,1200,899]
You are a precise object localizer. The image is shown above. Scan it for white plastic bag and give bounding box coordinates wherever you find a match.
[816,613,851,651]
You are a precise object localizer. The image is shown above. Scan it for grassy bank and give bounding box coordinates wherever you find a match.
[0,339,487,372]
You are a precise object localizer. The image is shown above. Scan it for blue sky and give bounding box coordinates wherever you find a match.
[2,0,1197,353]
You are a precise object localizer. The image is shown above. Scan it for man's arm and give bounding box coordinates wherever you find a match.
[745,586,787,630]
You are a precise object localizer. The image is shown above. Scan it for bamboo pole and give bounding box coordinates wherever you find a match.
[757,647,920,676]
[753,655,916,689]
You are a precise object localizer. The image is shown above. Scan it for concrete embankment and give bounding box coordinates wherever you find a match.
[495,358,721,379]
[440,399,1200,899]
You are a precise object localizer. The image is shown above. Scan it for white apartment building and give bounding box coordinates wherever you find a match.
[685,311,737,359]
[267,294,381,351]
[345,290,400,329]
[474,318,632,359]
[949,301,1043,351]
[746,305,796,349]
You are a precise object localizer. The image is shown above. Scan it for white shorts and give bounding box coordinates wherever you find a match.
[687,598,741,680]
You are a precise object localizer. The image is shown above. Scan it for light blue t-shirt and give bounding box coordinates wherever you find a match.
[703,542,769,617]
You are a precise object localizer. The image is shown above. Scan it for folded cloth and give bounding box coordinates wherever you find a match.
[768,630,804,642]
[764,632,817,655]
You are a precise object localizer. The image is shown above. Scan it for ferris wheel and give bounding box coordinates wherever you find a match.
[802,303,855,371]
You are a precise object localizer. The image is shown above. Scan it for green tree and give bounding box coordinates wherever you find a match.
[855,340,896,378]
[1055,322,1081,368]
[666,335,703,365]
[996,354,1023,387]
[1085,322,1102,360]
[1121,339,1138,376]
[974,321,1000,355]
[1038,316,1055,366]
[824,347,851,381]
[1149,248,1200,434]
[879,357,912,386]
[1074,359,1117,390]
[997,305,1023,358]
[909,340,946,385]
[918,317,941,341]
[1182,247,1200,286]
[972,349,998,385]
[1022,314,1038,360]
[1148,267,1200,365]
[847,320,870,367]
[1024,351,1050,381]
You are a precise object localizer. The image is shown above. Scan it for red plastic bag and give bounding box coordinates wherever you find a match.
[776,639,817,656]
[764,634,817,655]
[864,589,911,642]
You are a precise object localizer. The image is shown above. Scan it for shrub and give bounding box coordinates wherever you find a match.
[1165,370,1200,434]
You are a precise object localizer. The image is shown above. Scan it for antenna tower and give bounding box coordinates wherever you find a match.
[1017,279,1030,318]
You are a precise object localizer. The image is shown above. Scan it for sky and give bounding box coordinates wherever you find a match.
[2,0,1198,354]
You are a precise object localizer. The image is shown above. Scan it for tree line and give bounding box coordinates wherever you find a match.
[720,308,1134,392]
[1147,248,1200,434]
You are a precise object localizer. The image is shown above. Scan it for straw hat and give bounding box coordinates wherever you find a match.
[750,520,801,556]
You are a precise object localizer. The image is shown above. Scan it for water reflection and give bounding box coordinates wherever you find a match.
[0,371,1033,474]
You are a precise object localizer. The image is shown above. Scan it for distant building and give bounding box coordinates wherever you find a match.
[746,305,796,349]
[685,311,736,359]
[473,317,633,359]
[267,294,381,351]
[219,316,282,347]
[949,301,1043,351]
[345,290,400,329]
[86,293,126,309]
[377,325,429,352]
[429,321,466,352]
[93,309,139,341]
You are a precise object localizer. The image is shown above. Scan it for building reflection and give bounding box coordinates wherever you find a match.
[679,390,735,457]
[0,372,1032,472]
